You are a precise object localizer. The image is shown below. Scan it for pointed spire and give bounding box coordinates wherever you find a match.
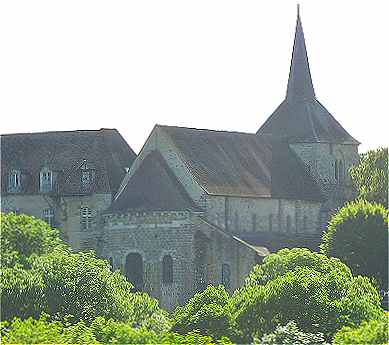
[286,4,316,102]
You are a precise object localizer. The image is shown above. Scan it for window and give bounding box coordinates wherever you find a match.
[252,214,257,232]
[40,169,53,192]
[286,215,292,232]
[222,264,231,290]
[8,170,21,192]
[334,160,338,181]
[125,253,143,291]
[108,257,114,271]
[339,160,344,183]
[43,208,55,227]
[162,255,173,284]
[269,214,273,232]
[80,207,92,230]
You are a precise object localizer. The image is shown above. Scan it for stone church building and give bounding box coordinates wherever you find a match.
[1,10,359,310]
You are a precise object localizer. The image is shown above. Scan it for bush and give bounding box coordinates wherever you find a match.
[232,249,384,342]
[320,200,388,289]
[171,285,236,341]
[0,212,66,268]
[333,314,389,344]
[245,247,352,286]
[0,213,169,332]
[255,321,327,345]
[350,147,388,207]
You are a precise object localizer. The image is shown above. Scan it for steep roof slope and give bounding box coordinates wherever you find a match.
[257,7,359,145]
[110,150,199,212]
[1,129,136,195]
[160,125,323,201]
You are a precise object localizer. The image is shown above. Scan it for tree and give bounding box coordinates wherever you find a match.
[333,313,389,345]
[171,285,236,341]
[320,200,388,289]
[350,147,388,207]
[255,321,327,345]
[232,248,384,342]
[0,213,169,332]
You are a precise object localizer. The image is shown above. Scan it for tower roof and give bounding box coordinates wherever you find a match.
[286,4,315,101]
[257,6,360,145]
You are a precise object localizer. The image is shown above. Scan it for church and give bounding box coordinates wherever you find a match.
[1,9,359,310]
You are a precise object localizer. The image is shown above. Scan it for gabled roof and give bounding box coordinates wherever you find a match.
[257,7,359,145]
[1,129,136,195]
[109,151,199,212]
[159,125,323,201]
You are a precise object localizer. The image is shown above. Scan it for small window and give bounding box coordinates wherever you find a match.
[108,257,114,271]
[8,170,21,192]
[40,170,53,192]
[269,214,273,232]
[162,255,173,284]
[252,214,257,232]
[286,215,292,232]
[222,264,231,290]
[43,208,55,227]
[80,207,93,230]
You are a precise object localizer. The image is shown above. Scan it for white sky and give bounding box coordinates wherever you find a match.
[0,0,388,154]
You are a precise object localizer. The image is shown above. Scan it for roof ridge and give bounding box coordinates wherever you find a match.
[1,128,118,137]
[157,124,256,136]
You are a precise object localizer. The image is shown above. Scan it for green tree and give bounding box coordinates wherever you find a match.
[333,313,389,345]
[232,249,384,342]
[255,321,327,345]
[320,200,388,289]
[350,147,388,207]
[171,285,236,341]
[0,213,169,332]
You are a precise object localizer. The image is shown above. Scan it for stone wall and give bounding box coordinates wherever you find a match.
[204,195,321,234]
[1,193,112,251]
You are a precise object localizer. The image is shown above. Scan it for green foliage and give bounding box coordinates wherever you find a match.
[0,212,66,268]
[0,213,169,332]
[245,247,352,286]
[350,147,388,207]
[171,285,236,341]
[255,321,327,345]
[333,314,389,345]
[320,200,388,289]
[232,249,384,342]
[0,314,97,344]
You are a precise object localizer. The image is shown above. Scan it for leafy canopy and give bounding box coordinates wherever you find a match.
[350,147,388,207]
[320,200,388,289]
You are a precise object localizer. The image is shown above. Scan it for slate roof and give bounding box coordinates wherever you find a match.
[1,129,136,195]
[109,151,199,212]
[234,231,322,252]
[159,125,324,201]
[257,8,359,145]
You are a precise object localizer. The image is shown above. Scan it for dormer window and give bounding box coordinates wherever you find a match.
[8,170,21,192]
[40,169,53,193]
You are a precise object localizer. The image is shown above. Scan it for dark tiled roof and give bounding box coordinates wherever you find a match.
[160,125,323,201]
[257,9,359,145]
[257,99,360,144]
[1,129,136,195]
[235,231,322,253]
[109,151,199,212]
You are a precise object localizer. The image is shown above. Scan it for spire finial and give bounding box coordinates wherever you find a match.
[286,4,316,102]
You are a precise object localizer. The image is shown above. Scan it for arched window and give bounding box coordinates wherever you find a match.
[286,215,292,232]
[162,255,173,284]
[108,257,114,271]
[269,214,273,232]
[80,207,92,230]
[125,253,143,291]
[222,264,231,290]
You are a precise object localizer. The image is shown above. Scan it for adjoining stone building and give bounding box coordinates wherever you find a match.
[1,129,136,250]
[1,10,360,310]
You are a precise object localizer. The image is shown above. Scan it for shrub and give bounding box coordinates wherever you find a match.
[320,200,388,289]
[232,249,384,342]
[255,321,327,345]
[171,285,236,341]
[333,314,389,344]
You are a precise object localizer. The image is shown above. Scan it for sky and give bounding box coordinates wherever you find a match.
[0,0,388,154]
